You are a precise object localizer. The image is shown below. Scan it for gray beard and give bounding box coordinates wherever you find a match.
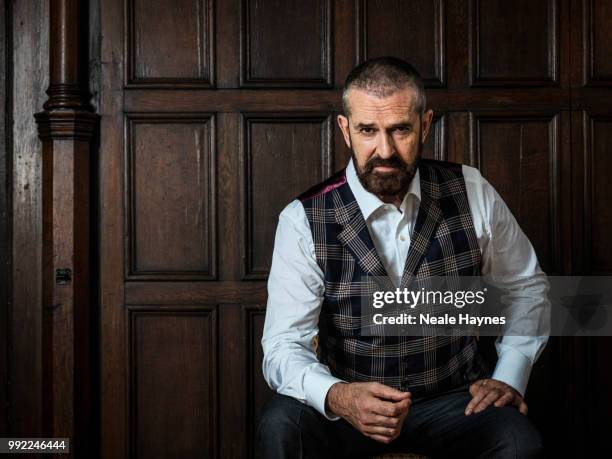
[351,140,423,199]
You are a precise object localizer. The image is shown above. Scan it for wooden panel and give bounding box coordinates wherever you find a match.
[10,0,48,438]
[127,0,214,87]
[123,88,573,114]
[241,114,332,279]
[100,0,128,454]
[470,0,558,86]
[585,0,612,85]
[586,116,612,273]
[130,308,217,458]
[0,0,7,435]
[584,337,612,456]
[95,0,597,457]
[244,305,272,458]
[126,114,216,280]
[357,0,446,86]
[241,0,332,87]
[472,114,559,272]
[518,338,563,458]
[125,281,268,305]
[423,113,446,161]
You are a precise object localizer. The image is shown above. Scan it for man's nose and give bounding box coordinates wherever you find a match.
[377,132,396,159]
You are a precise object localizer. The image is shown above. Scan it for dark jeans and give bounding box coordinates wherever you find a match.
[255,382,545,459]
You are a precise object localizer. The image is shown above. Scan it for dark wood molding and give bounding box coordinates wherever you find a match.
[123,112,218,281]
[355,0,447,87]
[127,307,219,458]
[35,0,97,138]
[469,0,560,87]
[239,112,333,280]
[125,0,216,88]
[242,304,268,459]
[33,0,98,455]
[239,0,333,87]
[35,110,97,141]
[0,0,9,437]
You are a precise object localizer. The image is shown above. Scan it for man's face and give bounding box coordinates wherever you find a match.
[337,87,433,199]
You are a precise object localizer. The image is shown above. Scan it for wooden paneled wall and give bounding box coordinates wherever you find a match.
[94,1,612,458]
[2,0,608,458]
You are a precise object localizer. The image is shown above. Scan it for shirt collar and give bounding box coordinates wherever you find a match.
[346,157,421,221]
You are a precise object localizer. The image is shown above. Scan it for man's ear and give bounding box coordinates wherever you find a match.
[421,109,434,143]
[337,114,351,148]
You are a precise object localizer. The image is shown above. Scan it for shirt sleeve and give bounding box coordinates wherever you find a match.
[477,174,551,398]
[261,199,346,420]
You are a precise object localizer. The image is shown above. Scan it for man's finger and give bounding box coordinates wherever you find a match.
[465,387,489,415]
[472,389,502,414]
[518,400,528,415]
[493,391,514,407]
[468,380,486,397]
[370,397,410,417]
[362,414,401,428]
[370,383,411,401]
[363,424,398,437]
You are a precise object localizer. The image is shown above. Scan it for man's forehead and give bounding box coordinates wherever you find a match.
[346,87,420,119]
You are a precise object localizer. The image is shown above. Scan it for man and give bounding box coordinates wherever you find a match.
[257,57,549,458]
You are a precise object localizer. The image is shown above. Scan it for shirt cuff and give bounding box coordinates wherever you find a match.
[491,347,533,398]
[303,370,346,421]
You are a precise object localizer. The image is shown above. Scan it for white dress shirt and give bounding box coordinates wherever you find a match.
[262,158,550,420]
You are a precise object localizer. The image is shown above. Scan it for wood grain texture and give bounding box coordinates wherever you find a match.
[357,0,446,86]
[584,115,612,274]
[34,0,98,454]
[584,0,612,85]
[0,0,8,437]
[423,113,446,161]
[123,88,572,113]
[89,1,612,458]
[127,0,214,87]
[241,0,332,87]
[472,113,562,273]
[9,0,48,440]
[470,0,558,86]
[99,0,128,456]
[243,304,271,459]
[241,114,332,278]
[129,308,218,458]
[125,114,216,280]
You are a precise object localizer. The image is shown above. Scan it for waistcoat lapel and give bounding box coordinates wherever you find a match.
[335,188,388,278]
[399,166,443,289]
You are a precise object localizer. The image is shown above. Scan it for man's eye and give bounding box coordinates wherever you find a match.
[360,128,376,134]
[394,127,411,133]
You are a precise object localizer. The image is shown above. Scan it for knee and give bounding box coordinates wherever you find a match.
[258,394,302,435]
[255,395,336,459]
[496,433,545,459]
[256,394,304,441]
[492,412,545,459]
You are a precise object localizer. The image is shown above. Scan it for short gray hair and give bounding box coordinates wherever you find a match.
[342,57,427,117]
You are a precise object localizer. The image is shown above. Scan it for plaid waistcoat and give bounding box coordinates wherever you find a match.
[297,159,491,397]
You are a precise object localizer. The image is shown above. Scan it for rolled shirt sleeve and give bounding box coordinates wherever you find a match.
[261,199,345,420]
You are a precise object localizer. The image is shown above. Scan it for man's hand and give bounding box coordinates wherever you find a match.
[325,382,411,444]
[464,378,528,416]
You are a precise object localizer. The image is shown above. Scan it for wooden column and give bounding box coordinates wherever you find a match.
[34,0,97,455]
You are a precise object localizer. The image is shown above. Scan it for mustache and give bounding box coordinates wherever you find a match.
[363,155,409,173]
